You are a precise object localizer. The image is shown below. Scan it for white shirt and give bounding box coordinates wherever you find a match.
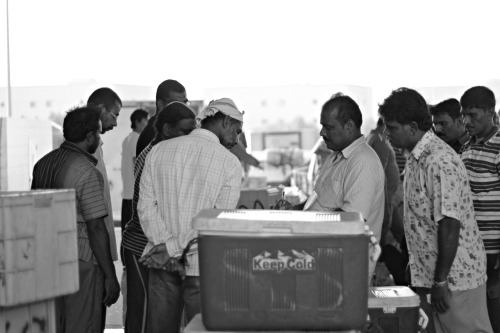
[93,141,118,261]
[307,136,385,279]
[138,129,242,276]
[121,131,139,200]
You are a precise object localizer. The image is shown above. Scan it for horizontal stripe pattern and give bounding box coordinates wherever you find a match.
[31,141,108,262]
[461,131,500,253]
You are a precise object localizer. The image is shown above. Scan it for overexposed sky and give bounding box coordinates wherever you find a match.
[0,0,499,99]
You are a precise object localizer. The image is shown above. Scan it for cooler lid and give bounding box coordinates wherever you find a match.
[193,209,365,235]
[368,286,420,307]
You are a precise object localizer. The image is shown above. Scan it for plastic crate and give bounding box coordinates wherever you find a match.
[193,209,370,331]
[0,298,57,333]
[368,286,420,333]
[0,190,79,306]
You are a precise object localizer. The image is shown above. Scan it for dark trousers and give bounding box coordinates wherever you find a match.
[487,254,500,333]
[124,248,149,333]
[147,269,201,333]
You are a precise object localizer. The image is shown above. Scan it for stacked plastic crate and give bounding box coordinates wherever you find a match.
[0,190,79,333]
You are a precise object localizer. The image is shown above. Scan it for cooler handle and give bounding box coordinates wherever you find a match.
[419,308,429,330]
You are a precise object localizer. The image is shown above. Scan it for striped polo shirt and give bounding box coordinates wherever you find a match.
[461,129,500,254]
[31,141,108,262]
[122,143,153,257]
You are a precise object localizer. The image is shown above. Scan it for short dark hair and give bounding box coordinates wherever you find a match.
[429,98,461,120]
[156,80,185,102]
[130,109,149,129]
[322,93,363,128]
[378,87,432,132]
[154,102,195,142]
[87,87,122,110]
[460,86,496,111]
[63,106,101,143]
[376,118,384,127]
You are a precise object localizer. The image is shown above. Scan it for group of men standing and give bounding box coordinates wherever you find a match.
[29,80,500,333]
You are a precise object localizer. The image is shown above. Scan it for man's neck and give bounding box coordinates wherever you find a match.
[476,124,497,142]
[406,130,426,152]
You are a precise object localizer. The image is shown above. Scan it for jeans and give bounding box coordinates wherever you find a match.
[147,269,200,333]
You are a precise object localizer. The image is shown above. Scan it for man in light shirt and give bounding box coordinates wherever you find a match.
[138,98,243,333]
[380,87,491,333]
[87,87,122,330]
[301,93,385,281]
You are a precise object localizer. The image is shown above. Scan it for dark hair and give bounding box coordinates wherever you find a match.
[376,118,384,127]
[378,87,432,131]
[153,102,195,142]
[130,109,149,129]
[63,106,101,143]
[156,80,185,102]
[322,93,363,128]
[460,86,496,111]
[429,98,461,120]
[87,87,122,110]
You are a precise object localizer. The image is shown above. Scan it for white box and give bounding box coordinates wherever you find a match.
[0,190,79,306]
[0,298,57,333]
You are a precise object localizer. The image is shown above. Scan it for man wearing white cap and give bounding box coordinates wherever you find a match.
[138,98,243,333]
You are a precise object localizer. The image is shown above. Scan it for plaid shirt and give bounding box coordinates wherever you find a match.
[138,129,242,276]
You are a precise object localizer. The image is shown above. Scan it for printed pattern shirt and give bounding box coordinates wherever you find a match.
[404,130,487,290]
[31,141,108,263]
[461,130,500,254]
[138,129,242,276]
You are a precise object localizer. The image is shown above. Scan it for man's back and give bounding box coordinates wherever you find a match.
[138,128,242,275]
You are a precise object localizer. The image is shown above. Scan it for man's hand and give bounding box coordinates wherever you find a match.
[103,276,120,307]
[431,284,451,314]
[139,243,170,269]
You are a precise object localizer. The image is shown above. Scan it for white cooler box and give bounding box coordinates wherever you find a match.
[0,190,79,306]
[193,209,371,331]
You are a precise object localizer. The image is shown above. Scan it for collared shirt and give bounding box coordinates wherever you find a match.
[404,130,487,290]
[121,131,140,199]
[448,131,470,154]
[31,141,108,263]
[122,143,153,257]
[461,128,500,254]
[307,136,385,278]
[94,142,118,261]
[138,129,242,276]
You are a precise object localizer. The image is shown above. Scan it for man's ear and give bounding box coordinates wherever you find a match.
[408,121,419,134]
[222,115,232,129]
[156,100,165,111]
[162,123,171,136]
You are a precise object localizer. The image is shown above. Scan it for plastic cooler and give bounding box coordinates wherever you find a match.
[193,209,370,331]
[368,286,420,333]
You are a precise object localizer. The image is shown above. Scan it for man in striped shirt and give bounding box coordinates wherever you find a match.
[122,102,196,333]
[138,98,243,333]
[302,93,385,281]
[460,86,500,333]
[31,107,120,333]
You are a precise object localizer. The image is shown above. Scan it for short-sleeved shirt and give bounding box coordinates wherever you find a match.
[461,129,500,254]
[136,115,156,157]
[121,131,139,199]
[31,141,108,263]
[404,130,487,291]
[307,136,385,279]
